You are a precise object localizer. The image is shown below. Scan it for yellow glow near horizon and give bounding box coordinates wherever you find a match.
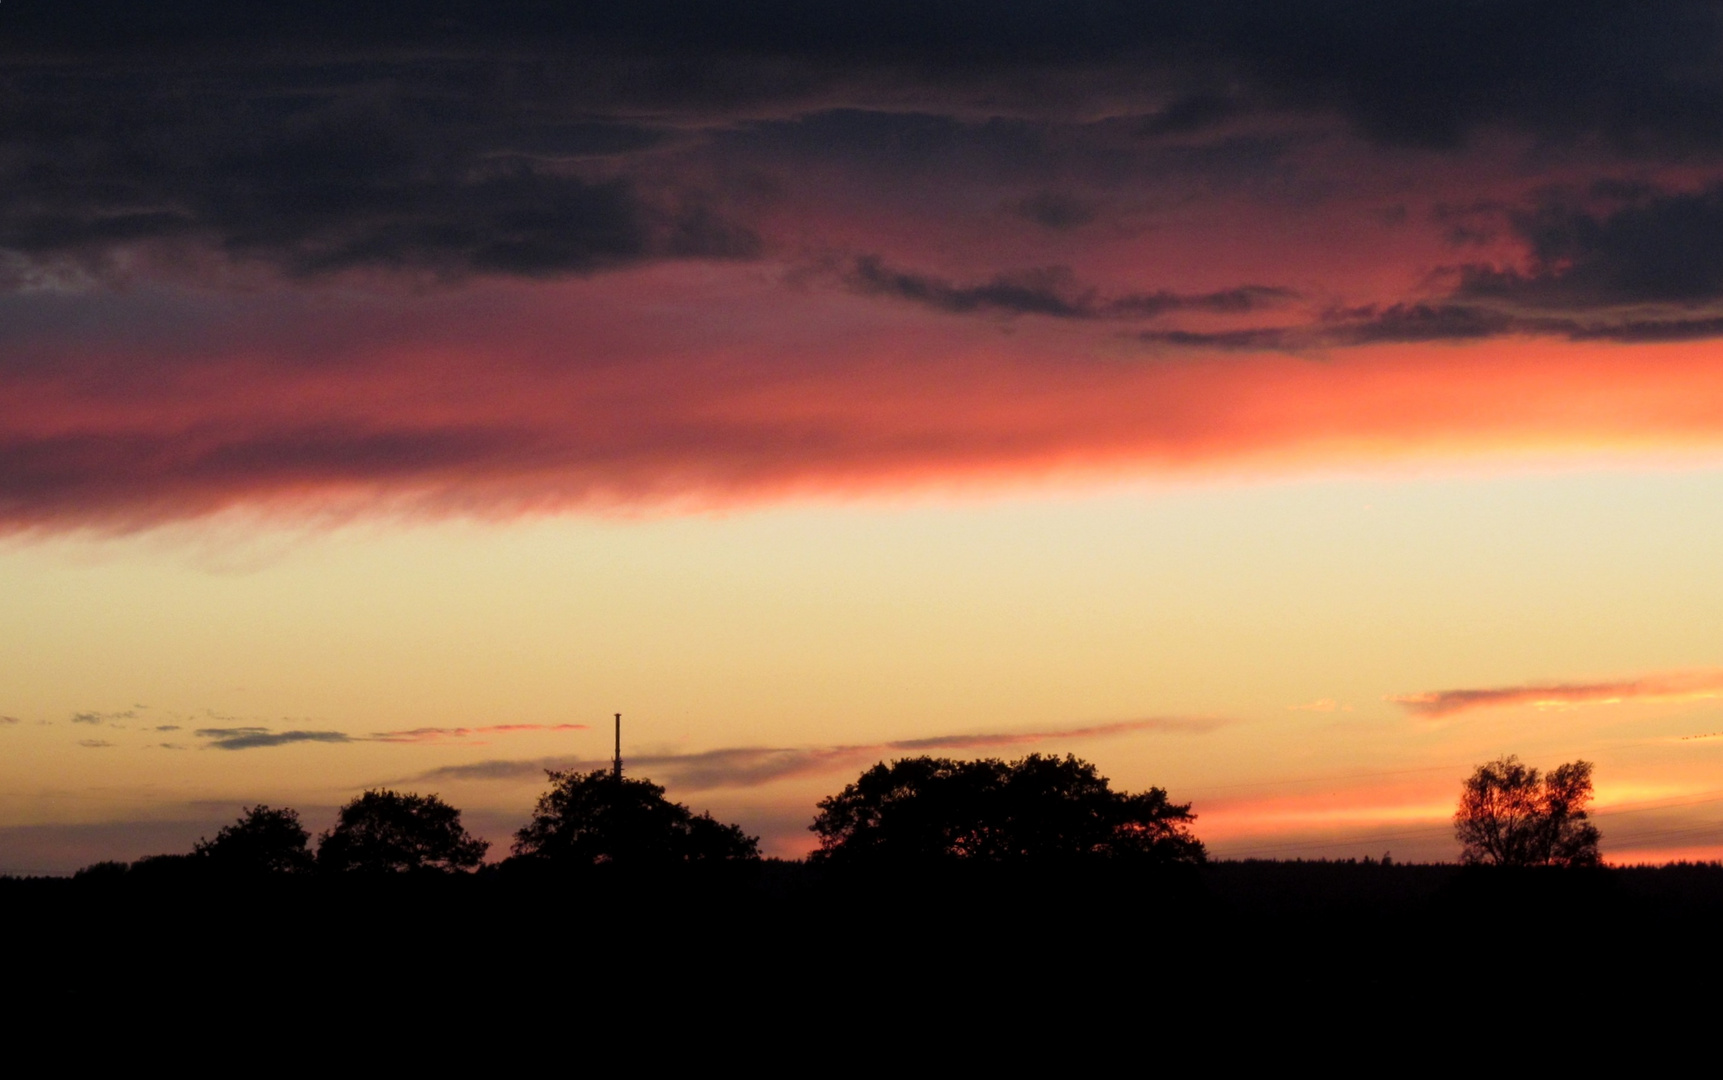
[5,467,1723,865]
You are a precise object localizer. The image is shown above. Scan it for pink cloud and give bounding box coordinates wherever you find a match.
[1388,670,1723,718]
[12,272,1723,533]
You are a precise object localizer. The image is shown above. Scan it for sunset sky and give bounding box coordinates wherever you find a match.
[7,1,1723,871]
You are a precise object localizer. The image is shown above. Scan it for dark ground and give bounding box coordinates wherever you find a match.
[6,859,1719,1022]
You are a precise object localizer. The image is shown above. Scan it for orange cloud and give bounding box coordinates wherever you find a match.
[1387,670,1723,718]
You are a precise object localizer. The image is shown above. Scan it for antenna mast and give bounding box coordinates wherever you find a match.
[612,712,622,780]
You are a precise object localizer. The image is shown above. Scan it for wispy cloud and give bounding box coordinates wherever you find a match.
[1388,670,1723,718]
[193,721,588,751]
[78,739,114,749]
[71,710,137,726]
[847,256,1295,321]
[0,715,20,725]
[1287,698,1353,713]
[194,727,353,750]
[368,723,588,744]
[412,717,1224,792]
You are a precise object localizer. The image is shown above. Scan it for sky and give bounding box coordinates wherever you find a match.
[6,1,1723,870]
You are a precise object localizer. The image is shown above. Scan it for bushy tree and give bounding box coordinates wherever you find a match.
[512,769,759,865]
[317,790,488,873]
[72,860,131,881]
[809,754,1206,865]
[1455,755,1601,867]
[194,805,313,874]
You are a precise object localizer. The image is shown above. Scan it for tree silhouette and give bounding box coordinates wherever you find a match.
[511,769,759,865]
[195,805,313,874]
[810,754,1206,865]
[317,790,488,873]
[1454,755,1602,867]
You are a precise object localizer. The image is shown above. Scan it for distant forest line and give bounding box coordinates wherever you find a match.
[7,750,1722,1000]
[3,750,1703,882]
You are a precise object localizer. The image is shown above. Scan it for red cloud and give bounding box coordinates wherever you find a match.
[12,271,1723,533]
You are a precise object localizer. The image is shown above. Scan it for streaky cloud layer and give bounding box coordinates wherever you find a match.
[6,4,1723,528]
[410,717,1223,791]
[12,274,1723,531]
[194,722,588,751]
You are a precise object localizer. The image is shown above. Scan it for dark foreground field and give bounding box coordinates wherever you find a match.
[7,860,1722,1018]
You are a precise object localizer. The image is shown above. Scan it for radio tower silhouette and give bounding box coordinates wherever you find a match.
[612,712,622,781]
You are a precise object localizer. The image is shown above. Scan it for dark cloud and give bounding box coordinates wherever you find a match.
[1567,315,1723,343]
[1139,300,1723,351]
[0,16,757,283]
[194,727,353,750]
[78,739,114,749]
[2,2,1723,533]
[4,1,1717,147]
[2,1,1721,284]
[849,257,1295,320]
[1325,304,1526,345]
[1137,94,1243,138]
[1014,191,1100,230]
[186,721,585,751]
[155,725,181,732]
[1137,326,1297,351]
[0,93,752,282]
[1461,185,1723,310]
[412,717,1224,791]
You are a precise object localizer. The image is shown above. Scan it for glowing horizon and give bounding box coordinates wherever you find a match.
[7,2,1723,870]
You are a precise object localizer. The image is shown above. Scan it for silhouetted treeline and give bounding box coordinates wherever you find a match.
[9,753,1718,1014]
[52,754,1214,883]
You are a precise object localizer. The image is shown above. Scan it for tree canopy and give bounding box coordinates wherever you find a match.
[511,769,759,865]
[194,805,314,874]
[809,754,1206,865]
[1454,755,1602,867]
[317,789,489,873]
